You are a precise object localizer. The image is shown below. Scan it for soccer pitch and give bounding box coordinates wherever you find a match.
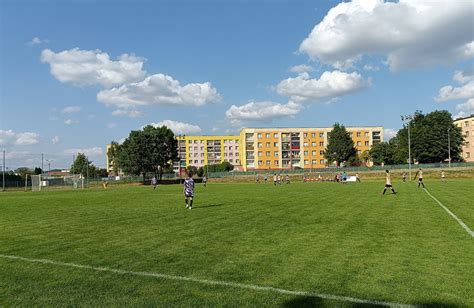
[1,180,473,306]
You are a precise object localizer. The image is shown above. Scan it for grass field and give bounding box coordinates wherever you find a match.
[1,179,473,307]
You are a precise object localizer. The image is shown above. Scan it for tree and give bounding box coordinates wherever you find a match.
[360,150,372,166]
[15,167,32,179]
[369,142,396,165]
[204,161,235,173]
[34,167,42,175]
[197,167,205,177]
[186,166,198,176]
[70,153,96,177]
[324,123,357,166]
[97,168,109,178]
[395,110,464,163]
[114,125,178,182]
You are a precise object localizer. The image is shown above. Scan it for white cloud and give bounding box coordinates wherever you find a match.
[64,147,103,157]
[454,98,474,119]
[41,48,146,87]
[363,64,380,72]
[106,123,117,129]
[64,119,79,125]
[147,120,202,135]
[299,0,474,71]
[276,70,369,103]
[436,70,474,118]
[383,128,397,141]
[97,73,221,109]
[225,101,302,125]
[111,109,145,118]
[61,106,82,114]
[289,64,314,74]
[27,37,49,45]
[51,136,60,145]
[0,130,40,146]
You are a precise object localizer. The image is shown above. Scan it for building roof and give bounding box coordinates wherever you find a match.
[454,114,474,122]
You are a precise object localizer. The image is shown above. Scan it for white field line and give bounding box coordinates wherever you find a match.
[0,254,413,307]
[423,188,474,238]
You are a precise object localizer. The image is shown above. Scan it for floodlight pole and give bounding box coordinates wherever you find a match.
[401,115,413,181]
[448,128,451,168]
[41,153,44,175]
[2,150,5,192]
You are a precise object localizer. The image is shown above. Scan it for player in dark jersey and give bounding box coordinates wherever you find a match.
[183,172,195,209]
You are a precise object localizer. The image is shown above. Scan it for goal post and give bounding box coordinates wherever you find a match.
[31,175,41,192]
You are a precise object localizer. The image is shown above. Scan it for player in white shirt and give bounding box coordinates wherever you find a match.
[414,168,426,188]
[381,170,396,195]
[183,173,195,209]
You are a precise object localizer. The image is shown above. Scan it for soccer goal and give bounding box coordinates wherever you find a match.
[31,175,42,191]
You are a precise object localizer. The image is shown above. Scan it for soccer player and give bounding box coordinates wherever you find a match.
[381,170,396,195]
[441,170,446,182]
[277,174,281,185]
[402,172,407,183]
[273,173,277,186]
[255,174,260,184]
[183,172,195,209]
[151,176,157,190]
[355,172,361,182]
[202,175,207,187]
[285,174,290,184]
[414,168,426,188]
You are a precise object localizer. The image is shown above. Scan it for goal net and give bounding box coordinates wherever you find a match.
[31,175,42,191]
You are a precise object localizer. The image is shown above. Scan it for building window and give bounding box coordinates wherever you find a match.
[258,133,262,138]
[266,160,270,165]
[274,160,279,165]
[349,132,353,137]
[194,146,198,150]
[266,151,270,156]
[188,160,192,164]
[312,159,317,165]
[304,160,309,165]
[365,141,370,146]
[266,133,270,138]
[304,151,308,156]
[224,146,228,150]
[258,151,262,157]
[258,160,263,166]
[229,146,233,150]
[319,133,324,138]
[189,146,192,151]
[236,146,239,150]
[319,142,324,146]
[320,159,325,164]
[303,133,308,138]
[258,142,262,148]
[357,132,361,137]
[465,131,469,136]
[357,141,362,146]
[320,150,324,155]
[266,142,270,147]
[236,159,240,164]
[466,152,470,158]
[274,133,279,138]
[312,151,316,156]
[311,133,316,138]
[365,132,369,137]
[194,160,198,164]
[312,142,316,146]
[229,159,233,163]
[201,160,204,164]
[274,151,279,157]
[304,142,309,147]
[465,121,469,127]
[274,142,279,147]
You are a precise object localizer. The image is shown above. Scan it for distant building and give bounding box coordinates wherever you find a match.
[454,114,474,162]
[239,126,383,171]
[175,135,241,173]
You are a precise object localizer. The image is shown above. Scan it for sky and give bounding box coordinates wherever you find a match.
[1,0,473,169]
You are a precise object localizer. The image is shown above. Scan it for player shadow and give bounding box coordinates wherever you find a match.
[282,296,460,307]
[193,203,224,210]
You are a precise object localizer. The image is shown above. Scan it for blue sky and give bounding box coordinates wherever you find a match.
[1,0,473,169]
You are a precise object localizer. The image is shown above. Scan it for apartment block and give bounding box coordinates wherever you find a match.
[175,135,240,172]
[454,115,474,162]
[239,127,383,171]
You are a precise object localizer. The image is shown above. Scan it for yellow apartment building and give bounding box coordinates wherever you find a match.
[454,115,474,162]
[239,127,383,171]
[175,135,241,172]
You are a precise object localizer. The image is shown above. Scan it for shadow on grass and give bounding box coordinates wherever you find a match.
[282,296,462,307]
[194,204,224,210]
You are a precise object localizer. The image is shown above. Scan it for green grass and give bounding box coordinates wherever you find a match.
[1,180,473,307]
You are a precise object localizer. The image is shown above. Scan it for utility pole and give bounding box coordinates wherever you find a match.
[448,128,451,168]
[41,153,44,175]
[46,159,52,174]
[2,150,5,192]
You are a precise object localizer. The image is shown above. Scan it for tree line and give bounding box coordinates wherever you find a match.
[324,110,464,167]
